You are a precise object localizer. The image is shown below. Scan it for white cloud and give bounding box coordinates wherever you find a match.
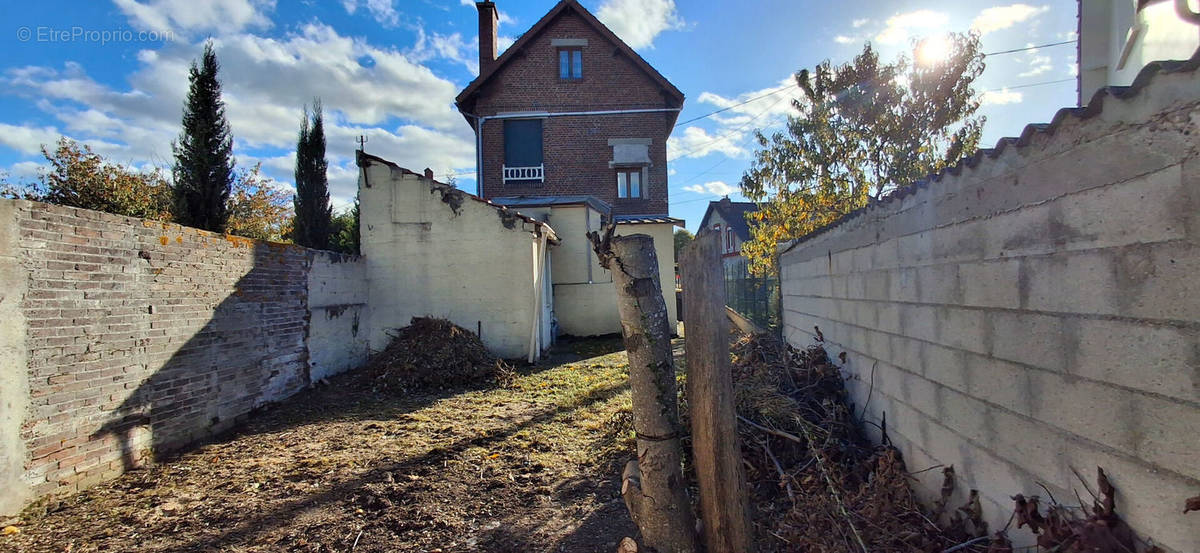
[980,88,1024,105]
[596,0,684,49]
[409,27,478,73]
[113,0,275,36]
[1016,48,1053,77]
[668,126,748,161]
[834,35,856,44]
[341,0,400,27]
[1,23,478,205]
[852,18,870,28]
[0,123,64,156]
[971,4,1049,36]
[875,10,949,45]
[682,181,738,197]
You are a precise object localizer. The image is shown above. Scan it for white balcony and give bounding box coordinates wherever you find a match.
[503,164,544,184]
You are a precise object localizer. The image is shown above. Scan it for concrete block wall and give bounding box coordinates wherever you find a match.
[779,63,1200,551]
[0,199,368,516]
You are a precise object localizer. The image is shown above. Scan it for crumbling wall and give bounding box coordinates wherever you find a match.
[0,199,368,516]
[778,61,1200,552]
[358,154,546,359]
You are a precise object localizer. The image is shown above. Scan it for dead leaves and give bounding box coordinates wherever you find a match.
[1184,495,1200,514]
[1010,468,1138,553]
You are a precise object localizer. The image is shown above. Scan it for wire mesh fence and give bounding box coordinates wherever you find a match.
[723,258,781,334]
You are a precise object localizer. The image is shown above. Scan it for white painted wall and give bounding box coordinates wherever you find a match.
[1080,0,1200,104]
[358,157,553,359]
[307,251,369,381]
[552,212,678,337]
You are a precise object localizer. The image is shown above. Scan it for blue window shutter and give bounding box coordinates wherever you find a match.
[504,120,543,168]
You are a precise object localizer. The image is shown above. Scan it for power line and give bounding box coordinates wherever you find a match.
[673,84,795,128]
[983,39,1076,57]
[984,77,1075,92]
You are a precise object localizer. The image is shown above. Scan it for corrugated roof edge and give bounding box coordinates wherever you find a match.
[356,150,559,242]
[778,50,1200,255]
[614,215,686,227]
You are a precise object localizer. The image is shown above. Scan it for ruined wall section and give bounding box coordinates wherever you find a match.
[0,199,367,515]
[779,61,1200,552]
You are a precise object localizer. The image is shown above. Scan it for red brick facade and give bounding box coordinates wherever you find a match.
[457,1,684,216]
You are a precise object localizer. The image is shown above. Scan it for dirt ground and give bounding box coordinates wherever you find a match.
[5,337,644,553]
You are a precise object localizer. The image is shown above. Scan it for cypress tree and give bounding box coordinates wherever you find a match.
[172,42,234,232]
[293,100,331,249]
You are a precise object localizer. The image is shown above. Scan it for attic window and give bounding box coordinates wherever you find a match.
[558,47,582,80]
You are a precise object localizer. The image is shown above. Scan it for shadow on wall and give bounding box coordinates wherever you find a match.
[88,240,311,473]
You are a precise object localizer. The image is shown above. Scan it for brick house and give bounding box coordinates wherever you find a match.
[455,0,685,218]
[442,0,685,337]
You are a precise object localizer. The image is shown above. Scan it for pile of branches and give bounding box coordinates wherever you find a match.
[731,331,1168,553]
[731,332,992,553]
[359,317,515,392]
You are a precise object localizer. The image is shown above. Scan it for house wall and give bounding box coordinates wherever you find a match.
[1080,0,1200,104]
[358,157,546,359]
[471,9,676,215]
[778,65,1200,551]
[553,218,678,337]
[0,199,368,517]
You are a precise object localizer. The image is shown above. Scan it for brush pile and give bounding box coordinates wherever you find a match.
[730,331,989,552]
[360,317,516,392]
[730,331,1167,553]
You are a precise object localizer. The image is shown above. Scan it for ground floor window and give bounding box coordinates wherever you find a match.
[616,168,642,198]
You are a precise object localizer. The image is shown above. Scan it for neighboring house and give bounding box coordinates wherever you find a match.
[698,197,758,270]
[1078,0,1200,105]
[355,0,687,359]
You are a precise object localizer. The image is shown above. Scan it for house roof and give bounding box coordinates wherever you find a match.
[454,0,685,120]
[779,50,1200,254]
[613,215,685,227]
[491,195,612,217]
[356,151,559,242]
[699,198,759,241]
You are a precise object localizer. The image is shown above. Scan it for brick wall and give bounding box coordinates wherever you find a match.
[0,200,368,515]
[778,63,1200,551]
[468,8,678,215]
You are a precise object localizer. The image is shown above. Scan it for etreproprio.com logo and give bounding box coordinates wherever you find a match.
[16,26,173,45]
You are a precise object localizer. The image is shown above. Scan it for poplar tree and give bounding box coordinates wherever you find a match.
[172,41,235,232]
[739,34,985,275]
[293,101,332,249]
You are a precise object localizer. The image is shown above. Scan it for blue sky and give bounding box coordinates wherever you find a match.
[1,0,1081,231]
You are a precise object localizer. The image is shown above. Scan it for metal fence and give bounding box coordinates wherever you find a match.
[723,258,781,333]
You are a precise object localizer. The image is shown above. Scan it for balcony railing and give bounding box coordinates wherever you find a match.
[503,164,544,184]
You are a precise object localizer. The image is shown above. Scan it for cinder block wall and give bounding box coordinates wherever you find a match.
[0,199,368,516]
[779,63,1200,552]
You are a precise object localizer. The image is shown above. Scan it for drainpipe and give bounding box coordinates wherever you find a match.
[461,107,683,200]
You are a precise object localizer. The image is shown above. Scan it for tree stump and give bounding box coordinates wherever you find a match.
[588,225,697,553]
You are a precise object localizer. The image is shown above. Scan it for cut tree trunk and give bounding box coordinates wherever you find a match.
[680,230,753,553]
[588,225,697,553]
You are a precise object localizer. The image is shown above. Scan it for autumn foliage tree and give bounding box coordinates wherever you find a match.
[225,163,294,242]
[740,34,985,275]
[3,137,172,221]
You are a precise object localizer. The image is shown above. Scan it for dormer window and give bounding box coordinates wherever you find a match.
[558,47,582,80]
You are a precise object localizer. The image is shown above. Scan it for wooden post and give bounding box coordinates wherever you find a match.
[588,225,697,553]
[680,230,753,553]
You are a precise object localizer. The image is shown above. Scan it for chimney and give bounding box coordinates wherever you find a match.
[477,1,499,75]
